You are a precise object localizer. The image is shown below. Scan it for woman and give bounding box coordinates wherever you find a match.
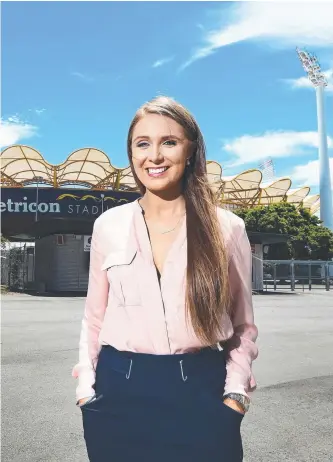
[72,96,258,462]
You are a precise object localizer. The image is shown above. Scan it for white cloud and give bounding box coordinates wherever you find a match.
[291,157,333,187]
[35,108,46,115]
[182,3,333,69]
[285,69,333,95]
[29,108,46,115]
[152,56,174,68]
[223,131,333,167]
[71,71,94,82]
[0,116,38,149]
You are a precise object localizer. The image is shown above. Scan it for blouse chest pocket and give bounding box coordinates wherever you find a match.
[101,250,141,307]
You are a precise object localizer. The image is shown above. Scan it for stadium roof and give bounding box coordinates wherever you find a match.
[0,145,320,215]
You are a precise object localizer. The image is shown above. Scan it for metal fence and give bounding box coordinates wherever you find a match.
[1,245,35,291]
[263,260,333,291]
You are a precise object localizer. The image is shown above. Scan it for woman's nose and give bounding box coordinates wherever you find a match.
[148,145,163,162]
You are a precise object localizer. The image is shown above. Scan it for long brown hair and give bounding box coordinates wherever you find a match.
[127,96,230,344]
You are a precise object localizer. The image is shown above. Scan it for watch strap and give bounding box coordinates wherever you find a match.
[224,393,250,412]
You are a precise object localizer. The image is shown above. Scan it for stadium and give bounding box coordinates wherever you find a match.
[0,145,320,292]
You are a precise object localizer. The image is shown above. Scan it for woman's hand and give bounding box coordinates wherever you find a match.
[223,397,245,415]
[78,396,94,407]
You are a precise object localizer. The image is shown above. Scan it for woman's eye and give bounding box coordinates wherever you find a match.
[163,140,177,146]
[137,141,149,148]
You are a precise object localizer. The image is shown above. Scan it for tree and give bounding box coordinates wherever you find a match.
[1,234,9,251]
[0,235,9,291]
[234,202,333,260]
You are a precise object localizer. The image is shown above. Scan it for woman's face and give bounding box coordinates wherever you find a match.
[131,113,192,194]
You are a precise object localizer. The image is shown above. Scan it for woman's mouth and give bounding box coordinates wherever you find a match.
[146,167,169,177]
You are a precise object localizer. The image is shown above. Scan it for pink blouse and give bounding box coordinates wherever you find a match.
[72,200,258,402]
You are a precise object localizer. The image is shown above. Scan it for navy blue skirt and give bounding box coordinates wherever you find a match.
[81,345,244,462]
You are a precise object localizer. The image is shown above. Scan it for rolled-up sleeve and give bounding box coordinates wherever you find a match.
[223,219,258,399]
[72,218,109,402]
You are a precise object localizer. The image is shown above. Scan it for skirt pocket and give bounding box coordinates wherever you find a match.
[221,401,245,420]
[79,393,104,411]
[206,395,244,461]
[81,393,122,462]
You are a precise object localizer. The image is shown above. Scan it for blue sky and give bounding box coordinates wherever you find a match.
[2,1,333,197]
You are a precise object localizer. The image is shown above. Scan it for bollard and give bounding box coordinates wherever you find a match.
[325,263,330,291]
[291,262,295,291]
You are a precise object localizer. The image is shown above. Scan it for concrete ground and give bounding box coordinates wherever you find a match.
[2,291,333,462]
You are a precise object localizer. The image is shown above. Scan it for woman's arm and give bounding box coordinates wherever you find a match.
[72,217,109,403]
[223,218,259,401]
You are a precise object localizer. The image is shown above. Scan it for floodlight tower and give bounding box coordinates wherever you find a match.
[296,47,333,230]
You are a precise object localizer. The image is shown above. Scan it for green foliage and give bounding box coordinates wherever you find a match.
[234,202,333,260]
[0,285,9,294]
[1,234,9,246]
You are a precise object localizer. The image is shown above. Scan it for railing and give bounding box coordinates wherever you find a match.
[263,260,333,291]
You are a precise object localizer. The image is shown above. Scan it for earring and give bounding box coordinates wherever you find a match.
[186,159,191,166]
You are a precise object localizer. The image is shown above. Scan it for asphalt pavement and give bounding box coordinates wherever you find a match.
[2,290,333,462]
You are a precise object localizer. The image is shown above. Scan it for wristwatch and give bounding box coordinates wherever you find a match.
[224,393,250,413]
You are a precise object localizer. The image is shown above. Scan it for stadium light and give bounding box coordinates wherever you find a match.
[296,47,333,230]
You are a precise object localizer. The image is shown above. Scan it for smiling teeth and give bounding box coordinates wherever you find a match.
[148,167,167,174]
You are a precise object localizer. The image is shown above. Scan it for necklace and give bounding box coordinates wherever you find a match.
[153,213,186,235]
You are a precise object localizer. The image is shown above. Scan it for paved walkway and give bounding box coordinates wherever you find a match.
[2,291,333,461]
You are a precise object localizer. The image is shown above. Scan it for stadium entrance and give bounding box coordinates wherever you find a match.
[1,187,139,292]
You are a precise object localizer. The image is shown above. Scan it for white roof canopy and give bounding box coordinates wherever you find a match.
[0,145,318,214]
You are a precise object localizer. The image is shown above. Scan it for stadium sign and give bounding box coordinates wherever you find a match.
[0,188,139,217]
